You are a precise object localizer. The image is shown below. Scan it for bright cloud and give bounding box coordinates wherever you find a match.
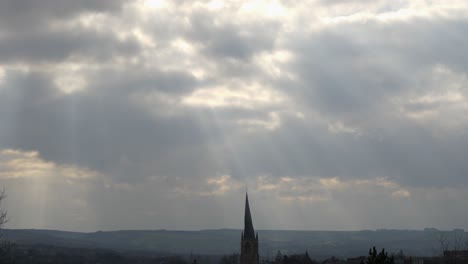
[0,149,98,180]
[255,175,411,202]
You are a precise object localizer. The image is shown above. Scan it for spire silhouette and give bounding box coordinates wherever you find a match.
[244,192,255,239]
[240,192,259,264]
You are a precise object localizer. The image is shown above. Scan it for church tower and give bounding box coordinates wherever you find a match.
[240,193,259,264]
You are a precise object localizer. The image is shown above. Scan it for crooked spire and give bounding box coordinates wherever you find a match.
[243,192,256,240]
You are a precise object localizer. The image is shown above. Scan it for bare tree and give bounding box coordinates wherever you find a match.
[432,231,468,264]
[0,189,7,231]
[433,232,451,257]
[452,231,466,252]
[0,189,14,263]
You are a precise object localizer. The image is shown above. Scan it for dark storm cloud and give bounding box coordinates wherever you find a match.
[285,28,409,116]
[261,16,468,187]
[0,70,227,182]
[1,9,467,189]
[0,0,279,183]
[217,117,468,189]
[186,11,278,60]
[0,28,141,64]
[0,0,136,63]
[0,0,129,30]
[140,12,468,189]
[89,68,200,95]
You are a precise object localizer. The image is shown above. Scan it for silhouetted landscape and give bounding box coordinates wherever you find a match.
[3,228,468,257]
[2,228,468,263]
[2,228,465,258]
[2,192,467,263]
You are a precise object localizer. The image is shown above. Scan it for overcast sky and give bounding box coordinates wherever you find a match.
[1,0,468,232]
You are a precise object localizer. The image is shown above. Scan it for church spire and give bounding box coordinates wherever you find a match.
[244,192,255,240]
[240,192,259,264]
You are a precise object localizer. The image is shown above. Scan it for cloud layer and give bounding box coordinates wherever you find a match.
[1,0,468,231]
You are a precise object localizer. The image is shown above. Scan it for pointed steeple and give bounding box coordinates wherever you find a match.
[240,193,259,264]
[244,192,255,239]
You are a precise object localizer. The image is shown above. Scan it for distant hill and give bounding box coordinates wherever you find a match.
[1,228,464,260]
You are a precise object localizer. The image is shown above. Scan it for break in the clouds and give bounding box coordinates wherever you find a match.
[1,0,468,231]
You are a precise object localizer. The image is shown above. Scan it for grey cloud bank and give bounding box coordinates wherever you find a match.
[0,0,468,232]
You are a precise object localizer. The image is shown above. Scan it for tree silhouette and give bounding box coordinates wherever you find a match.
[0,189,7,230]
[361,247,394,264]
[0,189,14,264]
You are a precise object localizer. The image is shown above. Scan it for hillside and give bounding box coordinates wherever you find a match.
[1,228,461,259]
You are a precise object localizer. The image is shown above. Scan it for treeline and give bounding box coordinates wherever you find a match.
[0,244,203,264]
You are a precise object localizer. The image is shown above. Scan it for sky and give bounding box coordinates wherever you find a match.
[1,0,468,232]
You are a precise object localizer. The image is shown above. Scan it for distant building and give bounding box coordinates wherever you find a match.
[423,228,439,232]
[321,256,346,264]
[240,193,259,264]
[273,252,316,264]
[346,256,366,264]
